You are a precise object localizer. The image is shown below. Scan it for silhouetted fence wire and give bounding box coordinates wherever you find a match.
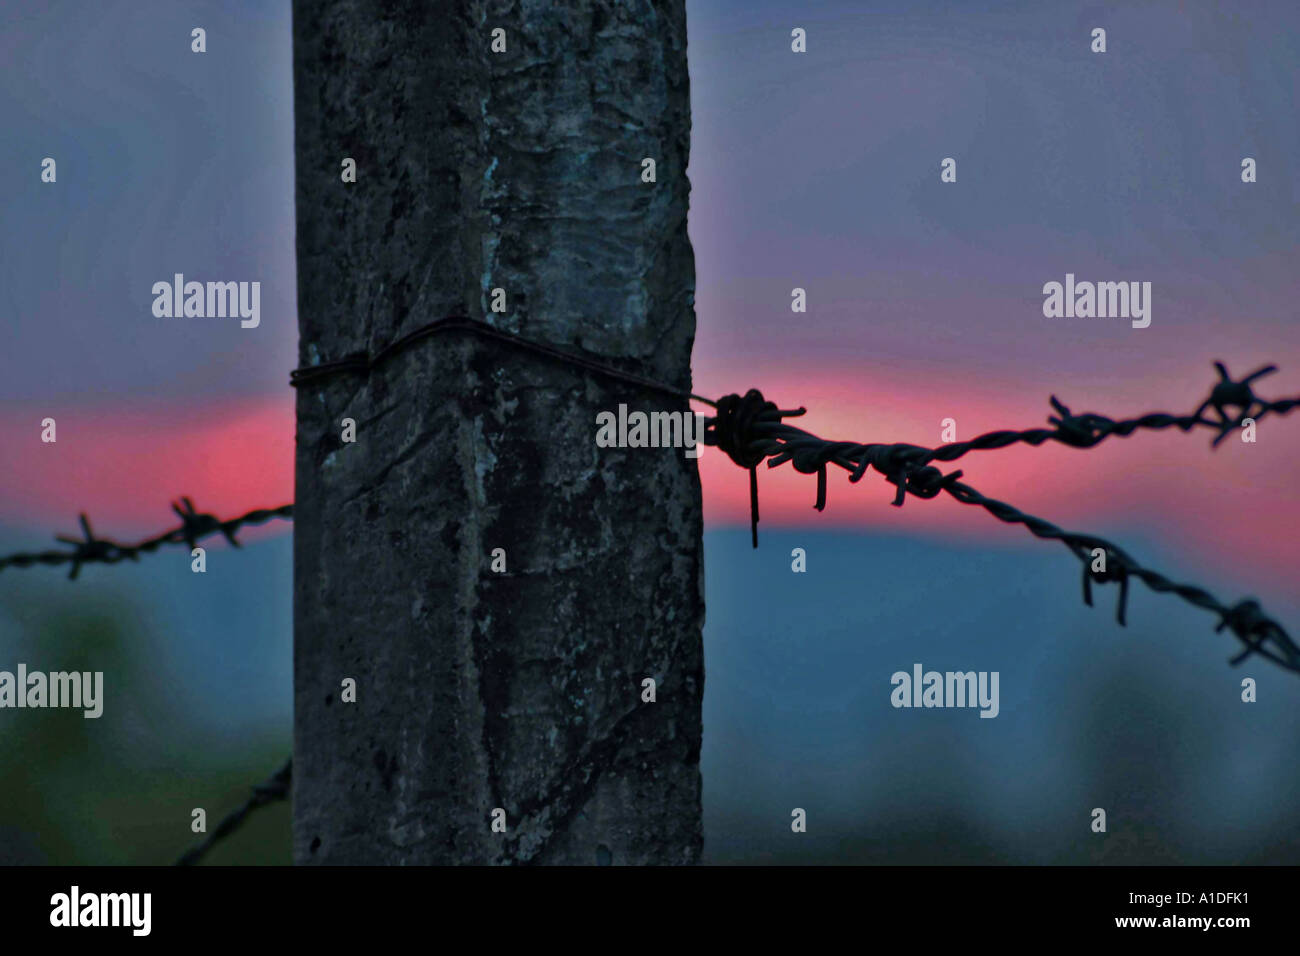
[5,316,1299,862]
[175,759,292,866]
[703,368,1300,674]
[0,498,293,579]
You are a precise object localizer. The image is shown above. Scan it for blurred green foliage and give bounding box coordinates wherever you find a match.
[0,584,289,865]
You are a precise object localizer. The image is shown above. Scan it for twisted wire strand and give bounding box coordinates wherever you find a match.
[4,318,1296,863]
[0,500,293,578]
[940,478,1300,672]
[856,362,1297,472]
[4,314,1297,675]
[703,369,1300,674]
[175,759,291,866]
[290,314,716,407]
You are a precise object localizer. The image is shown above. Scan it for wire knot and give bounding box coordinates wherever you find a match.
[705,390,807,548]
[252,760,293,802]
[884,463,964,506]
[1215,599,1295,667]
[1196,362,1278,447]
[706,390,777,468]
[1047,396,1113,448]
[1082,550,1131,625]
[55,514,131,580]
[872,442,962,506]
[707,389,776,548]
[171,497,241,550]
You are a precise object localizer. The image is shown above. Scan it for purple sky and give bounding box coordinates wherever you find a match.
[1,0,1297,581]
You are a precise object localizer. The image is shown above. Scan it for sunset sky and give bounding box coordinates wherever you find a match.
[3,0,1297,591]
[2,0,1299,866]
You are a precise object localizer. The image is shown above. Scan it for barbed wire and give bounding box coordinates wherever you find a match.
[291,319,1299,674]
[175,759,291,866]
[0,499,293,578]
[704,363,1300,673]
[857,362,1298,471]
[6,320,1299,862]
[5,315,1298,674]
[289,313,717,406]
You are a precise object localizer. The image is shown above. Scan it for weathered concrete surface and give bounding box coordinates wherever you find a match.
[292,1,703,863]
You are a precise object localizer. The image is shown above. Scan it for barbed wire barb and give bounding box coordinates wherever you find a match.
[4,319,1298,681]
[0,501,293,575]
[4,320,1298,861]
[701,368,1300,674]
